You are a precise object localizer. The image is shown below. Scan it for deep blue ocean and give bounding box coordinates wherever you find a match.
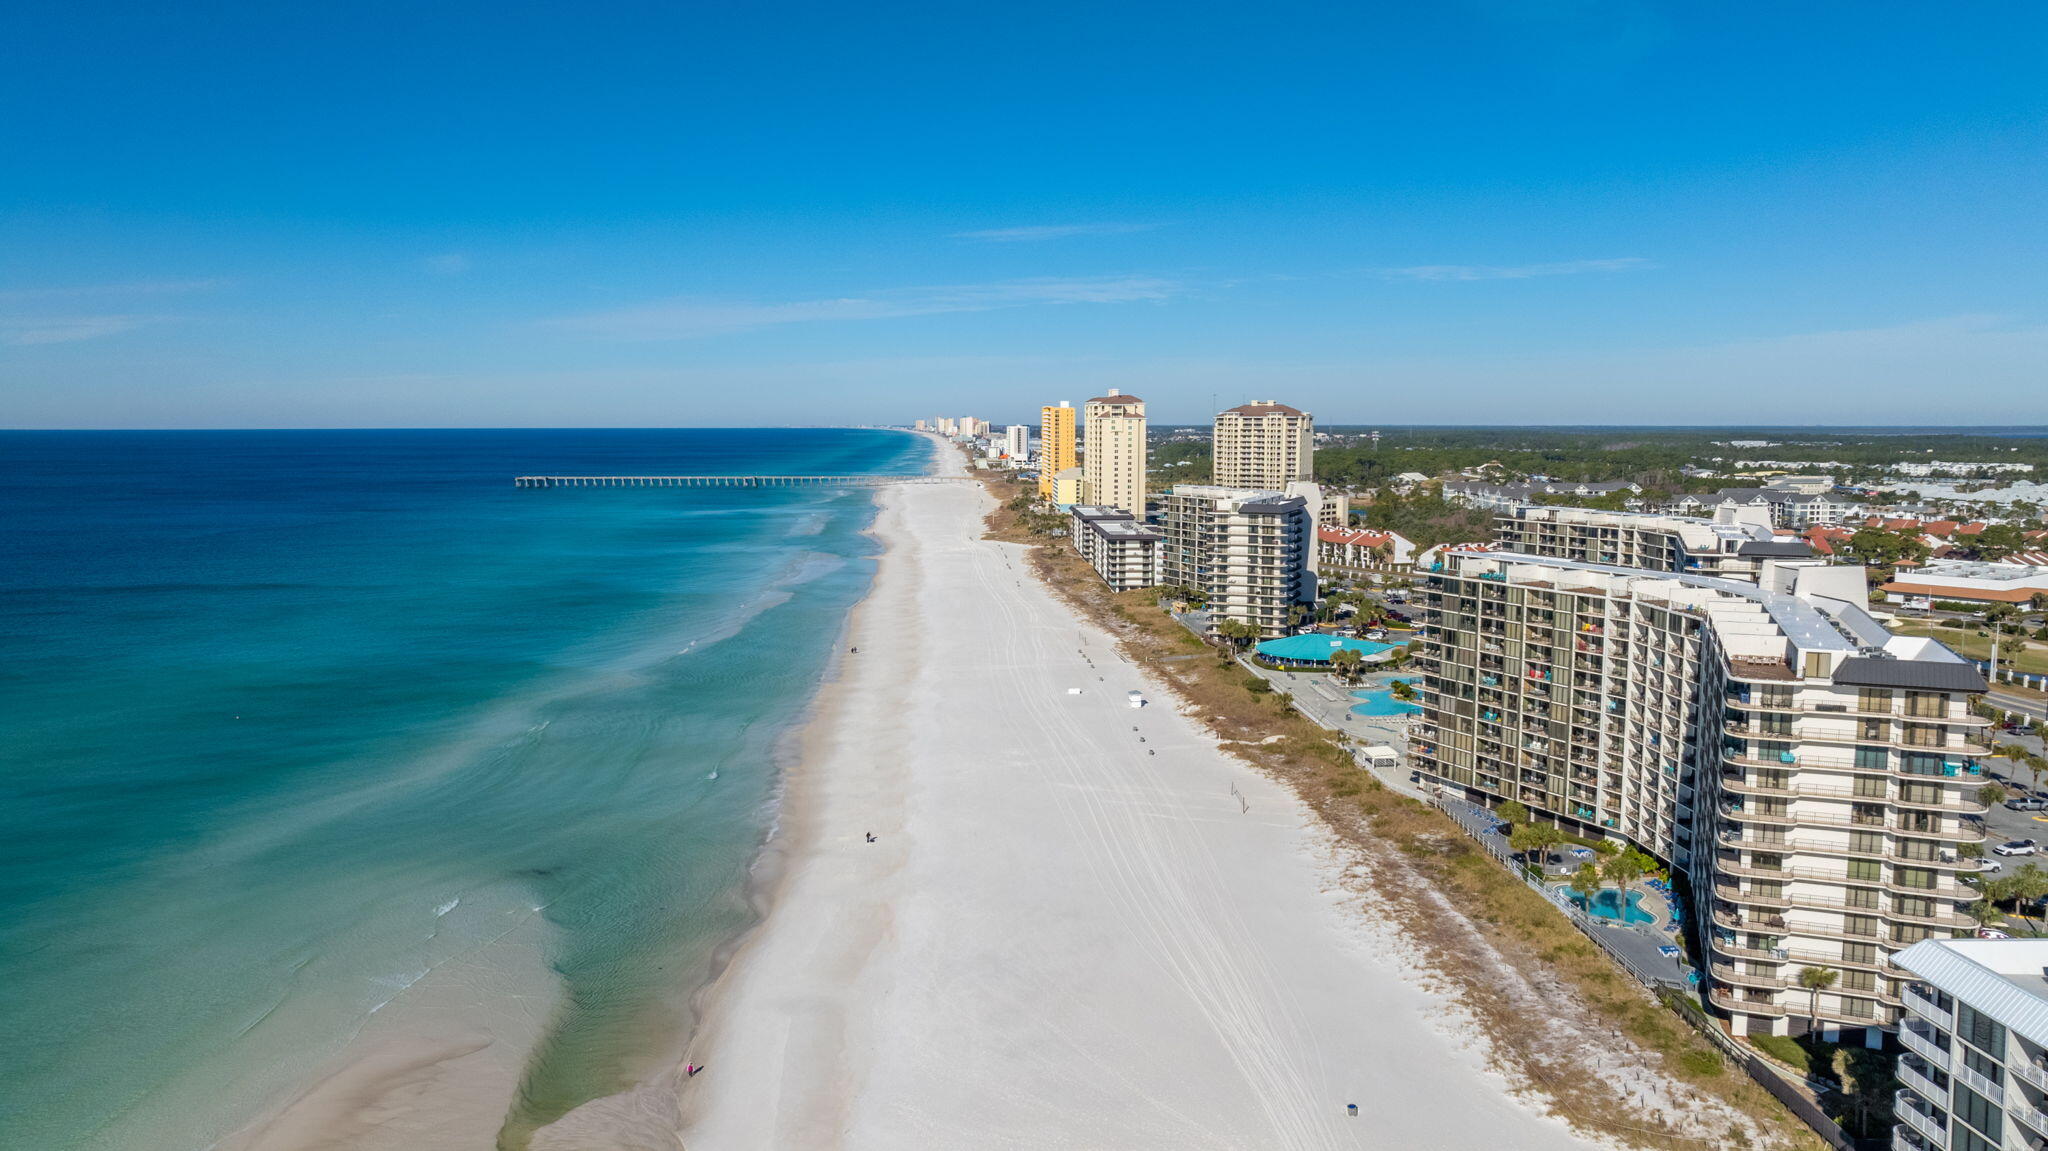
[0,428,927,1149]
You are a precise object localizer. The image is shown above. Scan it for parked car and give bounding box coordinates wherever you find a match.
[1994,839,2040,856]
[2005,797,2048,812]
[1978,858,2006,876]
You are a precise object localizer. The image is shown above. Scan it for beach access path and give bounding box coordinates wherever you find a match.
[675,462,1606,1149]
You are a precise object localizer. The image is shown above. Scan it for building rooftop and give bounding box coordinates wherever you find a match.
[1070,505,1134,522]
[1219,401,1306,417]
[1094,520,1162,541]
[1895,938,2048,1047]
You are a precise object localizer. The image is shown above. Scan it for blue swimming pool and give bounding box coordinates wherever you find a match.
[1562,887,1658,926]
[1350,677,1423,717]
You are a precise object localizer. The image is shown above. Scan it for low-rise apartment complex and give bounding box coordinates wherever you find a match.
[1412,543,1991,1039]
[1069,505,1163,591]
[1316,527,1416,574]
[1162,485,1314,636]
[1893,938,2048,1151]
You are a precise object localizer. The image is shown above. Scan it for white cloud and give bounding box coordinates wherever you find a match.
[1377,257,1655,282]
[0,278,229,302]
[0,315,159,346]
[550,275,1187,339]
[949,223,1159,242]
[423,253,471,275]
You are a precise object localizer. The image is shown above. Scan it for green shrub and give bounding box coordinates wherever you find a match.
[1750,1033,1807,1067]
[1679,1048,1724,1078]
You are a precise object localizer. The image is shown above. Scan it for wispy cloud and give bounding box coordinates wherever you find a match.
[550,275,1187,339]
[1377,257,1655,282]
[949,222,1160,243]
[0,277,227,346]
[1,315,162,346]
[0,278,230,303]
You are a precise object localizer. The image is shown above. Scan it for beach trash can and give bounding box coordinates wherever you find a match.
[1347,1104,1357,1117]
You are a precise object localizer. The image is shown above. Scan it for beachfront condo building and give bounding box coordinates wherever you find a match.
[1039,402,1077,499]
[1495,505,1816,582]
[1070,505,1164,591]
[1083,390,1147,516]
[1162,485,1314,636]
[1004,424,1032,461]
[1212,401,1313,490]
[1410,545,1991,1041]
[1892,937,2048,1151]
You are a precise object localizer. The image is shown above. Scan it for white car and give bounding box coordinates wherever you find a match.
[1126,690,1148,709]
[1994,839,2039,857]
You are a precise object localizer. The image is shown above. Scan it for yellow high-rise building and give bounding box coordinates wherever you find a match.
[1037,402,1076,499]
[1083,389,1147,515]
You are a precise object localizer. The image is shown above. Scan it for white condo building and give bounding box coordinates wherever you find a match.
[1893,938,2048,1151]
[1162,485,1314,636]
[1069,505,1164,591]
[1004,423,1032,461]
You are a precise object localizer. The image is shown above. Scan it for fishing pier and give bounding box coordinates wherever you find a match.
[513,474,968,488]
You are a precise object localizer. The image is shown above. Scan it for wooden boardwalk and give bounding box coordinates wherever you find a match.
[513,474,966,488]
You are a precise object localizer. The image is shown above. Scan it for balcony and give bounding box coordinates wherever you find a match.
[1899,1020,1952,1071]
[1897,1057,1948,1109]
[1706,986,1786,1017]
[1892,1091,1947,1145]
[1709,962,1788,990]
[1953,1059,2003,1105]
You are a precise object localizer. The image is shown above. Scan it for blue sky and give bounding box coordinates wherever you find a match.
[4,1,2046,427]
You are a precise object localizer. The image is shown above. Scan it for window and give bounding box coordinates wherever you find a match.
[1954,1083,2002,1144]
[1962,1042,2004,1086]
[1959,1005,2007,1058]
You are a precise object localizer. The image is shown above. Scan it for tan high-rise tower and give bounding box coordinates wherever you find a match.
[1083,389,1147,515]
[1037,402,1076,499]
[1212,400,1312,489]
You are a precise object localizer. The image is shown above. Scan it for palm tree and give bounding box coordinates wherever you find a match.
[1568,862,1602,909]
[1797,966,1839,1039]
[1602,848,1646,907]
[1329,648,1364,681]
[2008,863,2048,931]
[1496,800,1529,827]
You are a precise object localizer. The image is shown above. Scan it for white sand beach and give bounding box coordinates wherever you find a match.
[673,452,1611,1150]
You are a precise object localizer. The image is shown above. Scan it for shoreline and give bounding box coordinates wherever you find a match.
[213,435,934,1151]
[670,444,1610,1149]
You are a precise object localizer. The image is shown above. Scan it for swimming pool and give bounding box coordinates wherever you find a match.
[1350,677,1423,717]
[1560,886,1658,926]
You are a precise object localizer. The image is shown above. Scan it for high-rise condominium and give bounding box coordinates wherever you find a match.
[1083,389,1146,515]
[1161,485,1314,636]
[1038,402,1076,500]
[1213,401,1313,489]
[1412,533,1990,1041]
[1004,424,1031,460]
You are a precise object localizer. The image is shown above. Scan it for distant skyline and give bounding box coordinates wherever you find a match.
[5,2,2047,428]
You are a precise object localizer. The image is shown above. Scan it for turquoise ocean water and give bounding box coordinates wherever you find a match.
[0,428,926,1149]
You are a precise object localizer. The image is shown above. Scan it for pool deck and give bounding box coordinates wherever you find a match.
[1247,663,1429,796]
